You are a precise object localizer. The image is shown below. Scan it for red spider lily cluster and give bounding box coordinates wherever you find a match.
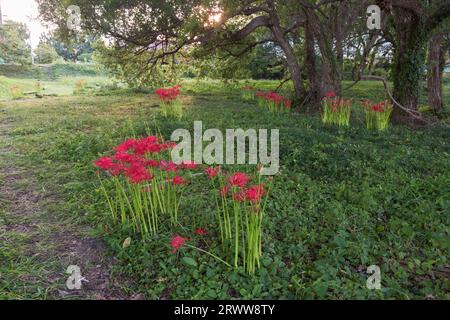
[94,138,276,275]
[362,99,393,131]
[242,85,255,100]
[94,136,199,235]
[205,167,273,274]
[322,91,352,127]
[155,85,181,104]
[155,85,183,118]
[256,91,292,113]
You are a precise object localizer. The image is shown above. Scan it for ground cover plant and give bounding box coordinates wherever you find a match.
[1,79,449,300]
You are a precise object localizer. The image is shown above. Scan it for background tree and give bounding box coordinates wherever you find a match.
[0,21,31,65]
[34,40,59,64]
[427,27,449,113]
[376,0,450,122]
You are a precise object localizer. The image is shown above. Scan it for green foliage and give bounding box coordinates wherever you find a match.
[93,41,182,88]
[1,79,448,299]
[0,21,31,65]
[34,43,59,64]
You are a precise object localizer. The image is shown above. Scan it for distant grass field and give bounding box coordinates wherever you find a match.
[0,79,448,299]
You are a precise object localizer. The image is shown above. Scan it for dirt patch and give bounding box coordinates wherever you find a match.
[0,120,133,300]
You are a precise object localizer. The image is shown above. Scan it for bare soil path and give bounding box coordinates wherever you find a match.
[0,114,132,300]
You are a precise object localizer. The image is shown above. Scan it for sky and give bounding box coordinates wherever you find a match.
[1,0,49,48]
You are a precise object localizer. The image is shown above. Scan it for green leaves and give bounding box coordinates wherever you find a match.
[182,257,198,268]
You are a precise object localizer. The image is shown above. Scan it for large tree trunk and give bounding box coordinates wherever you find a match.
[270,23,306,104]
[427,34,444,112]
[391,9,426,123]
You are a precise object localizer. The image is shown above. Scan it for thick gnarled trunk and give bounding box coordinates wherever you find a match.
[391,9,426,123]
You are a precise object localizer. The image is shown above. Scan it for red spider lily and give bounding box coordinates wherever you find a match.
[243,85,254,90]
[220,185,230,197]
[181,160,198,170]
[124,162,153,184]
[156,85,181,103]
[246,184,266,203]
[170,235,186,253]
[115,139,138,153]
[284,99,292,109]
[204,166,221,179]
[229,172,250,187]
[160,160,178,172]
[172,175,187,185]
[255,91,266,98]
[232,190,247,202]
[266,91,284,104]
[195,227,208,235]
[113,151,140,163]
[93,157,115,170]
[145,159,160,168]
[326,91,336,98]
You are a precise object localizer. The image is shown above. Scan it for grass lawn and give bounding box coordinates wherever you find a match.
[0,80,449,299]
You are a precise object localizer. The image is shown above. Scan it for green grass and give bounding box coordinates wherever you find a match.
[0,80,449,299]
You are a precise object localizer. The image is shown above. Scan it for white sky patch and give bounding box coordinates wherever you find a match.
[1,0,49,48]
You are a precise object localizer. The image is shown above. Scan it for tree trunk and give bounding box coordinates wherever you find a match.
[391,9,426,123]
[270,23,306,105]
[304,16,321,113]
[427,34,444,112]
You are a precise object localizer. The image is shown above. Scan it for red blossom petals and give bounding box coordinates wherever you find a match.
[93,157,115,170]
[204,166,221,179]
[170,235,186,253]
[156,85,181,103]
[181,161,199,170]
[172,175,187,185]
[229,172,250,188]
[195,227,207,235]
[246,184,266,203]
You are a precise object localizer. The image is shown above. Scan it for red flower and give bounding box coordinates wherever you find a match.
[372,105,381,112]
[266,91,284,104]
[94,157,115,170]
[170,235,186,253]
[326,91,336,98]
[204,166,220,179]
[220,185,230,197]
[181,160,198,170]
[195,227,207,235]
[124,163,153,184]
[232,190,246,202]
[145,159,160,167]
[115,139,138,153]
[243,85,254,90]
[114,151,139,163]
[284,99,292,109]
[229,172,250,187]
[160,160,178,172]
[172,175,186,185]
[246,184,266,203]
[156,85,181,103]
